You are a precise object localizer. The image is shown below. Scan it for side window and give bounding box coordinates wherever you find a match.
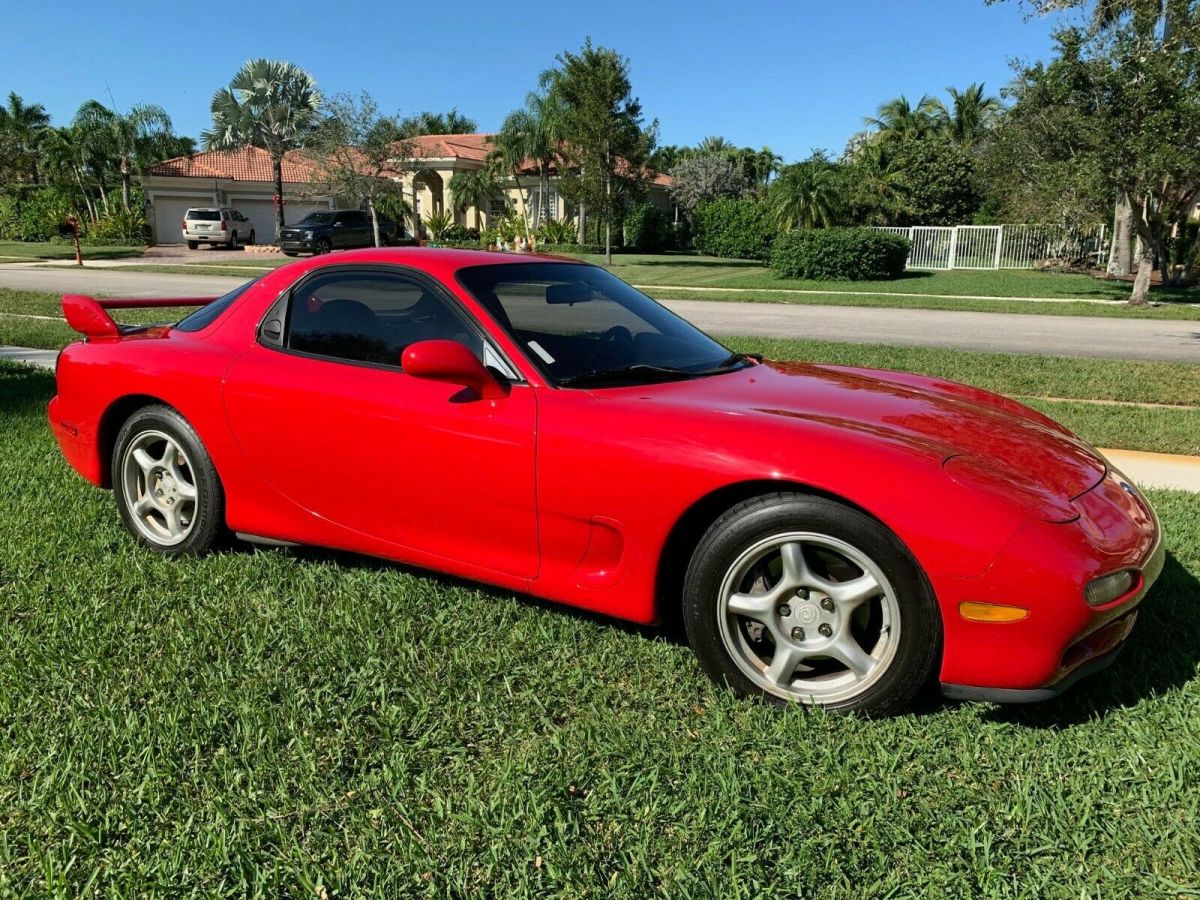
[284,270,483,368]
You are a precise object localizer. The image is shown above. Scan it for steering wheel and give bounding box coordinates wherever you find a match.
[586,325,636,370]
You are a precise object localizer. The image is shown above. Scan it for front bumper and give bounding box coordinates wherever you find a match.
[936,468,1162,702]
[279,237,315,252]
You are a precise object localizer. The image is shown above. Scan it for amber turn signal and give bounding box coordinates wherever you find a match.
[959,602,1030,623]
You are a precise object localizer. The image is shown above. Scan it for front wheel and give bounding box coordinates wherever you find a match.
[313,238,331,255]
[111,405,224,556]
[682,493,939,715]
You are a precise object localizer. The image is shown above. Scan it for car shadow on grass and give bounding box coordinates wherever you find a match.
[985,552,1200,727]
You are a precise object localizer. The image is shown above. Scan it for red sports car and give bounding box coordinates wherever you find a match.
[49,248,1163,714]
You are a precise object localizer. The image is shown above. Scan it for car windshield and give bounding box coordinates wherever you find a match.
[296,213,333,225]
[187,210,221,221]
[174,279,257,332]
[456,262,747,387]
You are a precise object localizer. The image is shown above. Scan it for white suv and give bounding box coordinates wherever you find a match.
[182,208,255,249]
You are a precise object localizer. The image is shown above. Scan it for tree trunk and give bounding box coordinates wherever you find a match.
[273,156,285,242]
[604,169,612,266]
[1105,192,1132,277]
[1129,238,1156,305]
[121,158,133,213]
[368,196,382,247]
[577,201,586,244]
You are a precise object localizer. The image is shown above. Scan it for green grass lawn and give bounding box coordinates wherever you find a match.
[0,241,146,263]
[1,360,1199,896]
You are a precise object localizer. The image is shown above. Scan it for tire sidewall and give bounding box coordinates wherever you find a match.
[111,405,224,557]
[683,494,940,715]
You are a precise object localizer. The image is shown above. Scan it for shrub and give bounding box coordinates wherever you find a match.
[622,203,672,253]
[770,227,910,280]
[441,223,471,243]
[537,218,577,245]
[691,197,775,260]
[89,207,149,243]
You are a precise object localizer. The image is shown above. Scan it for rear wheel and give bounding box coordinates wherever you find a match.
[111,405,224,557]
[186,241,198,250]
[682,492,939,715]
[228,232,239,250]
[247,229,256,245]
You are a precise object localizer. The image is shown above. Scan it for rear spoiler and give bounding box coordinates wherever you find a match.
[61,294,218,339]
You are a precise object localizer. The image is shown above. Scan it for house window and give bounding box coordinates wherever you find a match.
[488,198,507,221]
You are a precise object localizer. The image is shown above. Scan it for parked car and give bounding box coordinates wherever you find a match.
[279,209,397,256]
[182,207,255,250]
[51,248,1163,715]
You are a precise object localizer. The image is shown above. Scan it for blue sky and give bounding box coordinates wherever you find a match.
[4,1,1071,162]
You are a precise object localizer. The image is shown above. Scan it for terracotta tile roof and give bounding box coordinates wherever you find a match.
[406,133,494,162]
[147,146,322,183]
[150,136,672,187]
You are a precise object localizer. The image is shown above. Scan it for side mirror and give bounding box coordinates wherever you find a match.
[401,340,505,399]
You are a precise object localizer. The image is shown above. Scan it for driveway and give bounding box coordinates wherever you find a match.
[2,266,1199,363]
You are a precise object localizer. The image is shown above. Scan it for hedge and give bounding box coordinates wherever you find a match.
[691,198,776,260]
[770,227,911,280]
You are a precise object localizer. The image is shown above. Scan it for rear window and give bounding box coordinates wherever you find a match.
[187,210,221,221]
[175,279,257,332]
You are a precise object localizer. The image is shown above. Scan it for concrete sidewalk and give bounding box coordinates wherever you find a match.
[3,344,1198,494]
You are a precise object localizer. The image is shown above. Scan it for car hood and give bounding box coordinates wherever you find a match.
[619,359,1106,507]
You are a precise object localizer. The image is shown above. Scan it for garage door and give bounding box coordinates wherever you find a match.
[232,197,333,243]
[153,195,211,244]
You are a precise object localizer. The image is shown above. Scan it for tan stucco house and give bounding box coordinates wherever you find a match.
[143,135,672,244]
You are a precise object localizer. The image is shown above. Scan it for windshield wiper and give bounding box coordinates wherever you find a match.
[559,364,697,387]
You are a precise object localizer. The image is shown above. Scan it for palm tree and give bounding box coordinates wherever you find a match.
[863,95,941,142]
[931,83,1001,146]
[770,161,843,230]
[203,59,322,240]
[0,92,51,183]
[403,109,479,135]
[449,165,502,230]
[491,91,564,232]
[74,100,175,212]
[42,126,99,221]
[697,135,736,155]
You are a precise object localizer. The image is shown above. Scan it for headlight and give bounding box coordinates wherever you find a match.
[1085,569,1138,607]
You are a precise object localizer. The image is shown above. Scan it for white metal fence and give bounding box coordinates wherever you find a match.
[873,224,1108,271]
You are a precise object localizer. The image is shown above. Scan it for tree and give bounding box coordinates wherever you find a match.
[542,39,658,265]
[770,157,843,229]
[931,83,1002,146]
[0,92,50,183]
[888,136,981,225]
[989,3,1200,302]
[491,91,565,233]
[401,109,478,135]
[449,165,502,230]
[304,92,411,247]
[203,59,322,240]
[863,94,942,142]
[668,154,747,215]
[73,100,175,212]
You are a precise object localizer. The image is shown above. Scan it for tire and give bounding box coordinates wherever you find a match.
[314,238,331,255]
[111,405,225,557]
[283,251,298,257]
[228,232,239,250]
[682,492,939,716]
[247,230,256,246]
[186,241,198,250]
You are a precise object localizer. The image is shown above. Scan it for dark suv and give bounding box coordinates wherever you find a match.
[279,210,398,256]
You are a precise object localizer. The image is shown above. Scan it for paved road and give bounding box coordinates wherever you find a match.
[3,266,1199,363]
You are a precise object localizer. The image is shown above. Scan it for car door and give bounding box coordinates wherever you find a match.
[222,265,539,579]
